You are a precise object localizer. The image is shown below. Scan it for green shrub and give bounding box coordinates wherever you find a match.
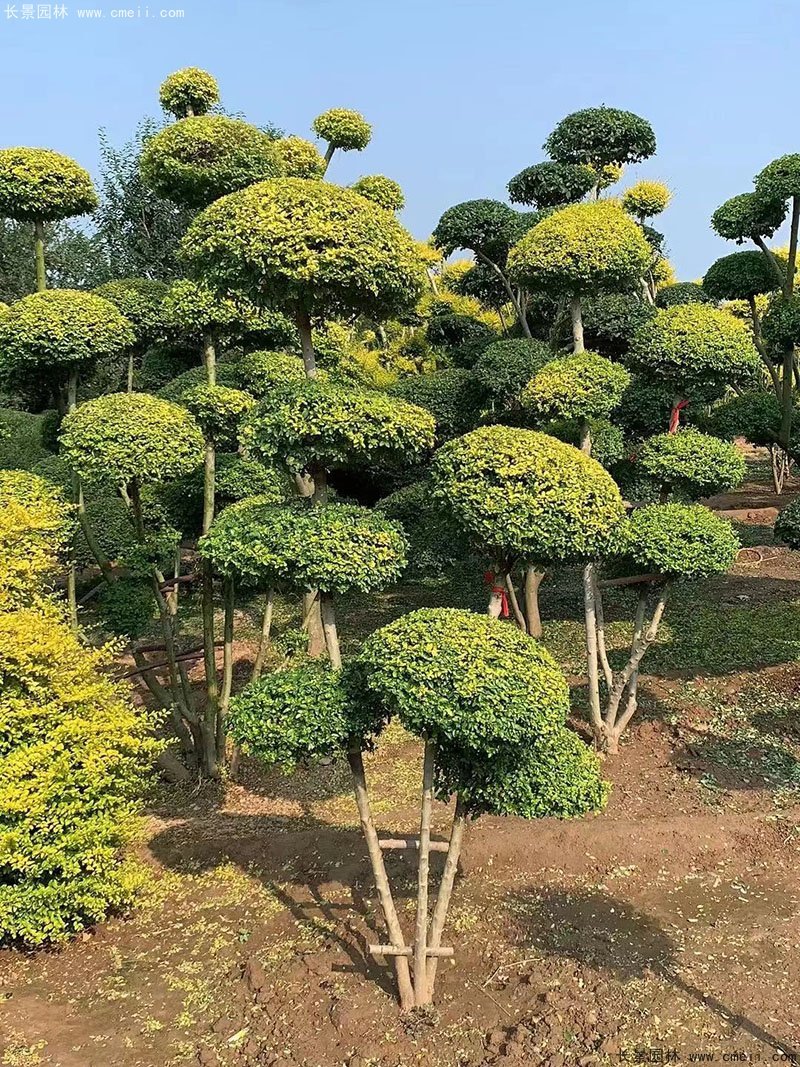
[711,192,786,243]
[615,376,676,440]
[181,384,254,448]
[159,67,219,118]
[0,148,97,221]
[622,180,671,219]
[236,350,307,398]
[472,338,553,409]
[775,498,800,548]
[156,362,239,402]
[93,278,169,346]
[351,175,405,211]
[229,663,383,769]
[702,392,780,447]
[655,282,713,308]
[636,429,746,499]
[755,154,800,203]
[0,408,58,470]
[275,136,326,179]
[507,161,596,208]
[96,579,156,639]
[390,369,484,442]
[762,295,800,349]
[140,116,282,207]
[243,379,435,472]
[0,470,73,609]
[431,425,624,565]
[60,393,204,488]
[581,293,655,356]
[0,606,155,945]
[73,495,137,570]
[311,108,371,151]
[521,351,630,422]
[545,417,625,469]
[703,251,781,301]
[623,504,739,579]
[200,499,407,592]
[355,608,569,755]
[544,106,656,168]
[137,342,199,391]
[376,480,469,579]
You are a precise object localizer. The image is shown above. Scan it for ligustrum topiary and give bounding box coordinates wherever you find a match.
[158,66,220,118]
[275,136,326,179]
[236,350,307,398]
[351,175,405,212]
[711,192,786,244]
[0,606,155,945]
[544,106,656,169]
[0,470,73,609]
[521,351,630,425]
[390,369,484,442]
[621,180,671,220]
[472,338,553,411]
[703,251,781,301]
[140,116,283,208]
[376,480,469,580]
[623,503,739,580]
[311,108,372,169]
[60,393,203,488]
[655,281,713,308]
[181,384,254,449]
[635,429,746,500]
[507,161,596,209]
[93,278,170,390]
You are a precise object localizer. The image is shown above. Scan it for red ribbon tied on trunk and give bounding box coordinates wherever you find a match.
[483,570,509,618]
[669,398,689,434]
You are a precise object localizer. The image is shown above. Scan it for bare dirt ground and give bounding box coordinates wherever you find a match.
[2,455,800,1067]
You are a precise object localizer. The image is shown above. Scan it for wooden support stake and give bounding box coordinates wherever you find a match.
[413,740,435,1006]
[370,945,454,958]
[379,838,450,853]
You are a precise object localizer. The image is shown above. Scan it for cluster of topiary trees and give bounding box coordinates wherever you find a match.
[0,73,770,1007]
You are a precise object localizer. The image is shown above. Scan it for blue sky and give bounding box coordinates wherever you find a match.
[0,0,796,279]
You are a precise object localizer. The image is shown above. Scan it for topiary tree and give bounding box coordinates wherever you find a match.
[635,428,746,501]
[376,479,469,581]
[275,135,326,179]
[581,292,656,357]
[201,499,407,668]
[432,199,536,336]
[507,161,596,209]
[471,337,553,416]
[140,116,283,208]
[628,303,760,428]
[654,282,713,310]
[587,504,739,752]
[432,425,625,636]
[390,368,485,443]
[158,66,220,118]
[0,148,97,291]
[508,199,652,353]
[543,106,656,173]
[755,155,800,295]
[0,289,135,413]
[94,278,169,391]
[180,178,426,377]
[621,180,671,223]
[0,470,73,610]
[0,605,156,945]
[521,350,631,452]
[351,174,405,212]
[236,349,307,398]
[311,108,371,173]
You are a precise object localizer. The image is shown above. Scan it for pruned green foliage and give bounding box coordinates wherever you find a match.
[623,503,740,578]
[0,148,97,221]
[351,175,405,212]
[472,338,553,409]
[655,282,713,308]
[544,106,656,168]
[521,351,630,422]
[390,369,484,442]
[636,428,746,499]
[711,192,786,243]
[703,251,781,301]
[507,162,596,209]
[311,108,371,152]
[158,67,220,118]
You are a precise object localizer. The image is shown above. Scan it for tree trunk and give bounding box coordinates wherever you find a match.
[217,577,235,762]
[524,567,544,638]
[413,739,435,1006]
[582,563,605,747]
[579,419,592,454]
[320,591,342,669]
[322,142,335,174]
[251,589,274,681]
[346,747,414,1011]
[295,308,318,377]
[426,795,467,996]
[570,296,584,353]
[34,218,46,292]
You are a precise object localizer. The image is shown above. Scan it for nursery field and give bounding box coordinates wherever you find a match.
[2,454,799,1067]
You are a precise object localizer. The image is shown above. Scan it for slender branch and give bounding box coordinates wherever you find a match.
[413,739,435,1006]
[582,563,605,744]
[592,571,613,692]
[251,589,274,681]
[426,795,467,995]
[504,574,527,632]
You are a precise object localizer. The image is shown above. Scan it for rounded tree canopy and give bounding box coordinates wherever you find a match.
[93,278,169,346]
[0,290,135,375]
[623,503,739,579]
[703,251,781,302]
[182,384,254,447]
[711,192,786,243]
[0,147,97,222]
[390,368,484,443]
[350,174,405,212]
[543,106,656,168]
[703,391,780,447]
[655,281,714,308]
[156,362,239,403]
[431,425,625,564]
[432,198,535,261]
[243,378,435,471]
[629,304,760,391]
[158,67,220,118]
[507,161,596,209]
[140,116,283,208]
[507,199,652,296]
[311,108,371,151]
[60,392,204,487]
[180,178,426,322]
[762,295,800,349]
[229,663,384,769]
[200,499,407,593]
[521,351,630,423]
[582,292,656,355]
[0,469,74,608]
[754,154,800,204]
[236,350,307,398]
[355,607,569,755]
[161,277,265,340]
[774,498,800,549]
[636,428,746,500]
[622,180,671,219]
[472,338,553,405]
[275,135,326,178]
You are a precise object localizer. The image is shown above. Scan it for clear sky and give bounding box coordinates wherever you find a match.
[0,0,796,279]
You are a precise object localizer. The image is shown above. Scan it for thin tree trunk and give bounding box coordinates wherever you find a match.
[475,251,532,338]
[322,143,335,173]
[785,195,800,298]
[251,589,274,681]
[754,234,785,288]
[295,308,318,377]
[426,795,467,995]
[33,218,46,292]
[579,419,592,454]
[524,567,544,638]
[570,296,584,353]
[413,739,435,1006]
[126,350,135,392]
[504,573,527,632]
[200,330,221,775]
[592,570,614,692]
[582,563,605,747]
[346,747,414,1011]
[218,577,235,761]
[320,591,342,669]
